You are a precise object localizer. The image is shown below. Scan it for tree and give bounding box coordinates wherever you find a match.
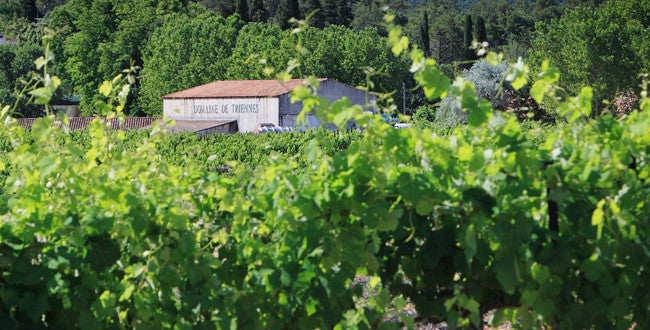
[275,0,299,29]
[1,0,65,21]
[226,24,410,106]
[334,0,353,26]
[420,9,430,57]
[249,0,267,22]
[436,60,509,126]
[351,0,409,36]
[322,0,337,25]
[533,0,561,21]
[236,0,249,22]
[288,0,300,19]
[467,0,510,49]
[303,0,324,28]
[463,14,475,63]
[475,16,487,43]
[19,0,38,21]
[210,0,235,17]
[48,0,197,115]
[139,13,244,115]
[430,12,464,66]
[529,1,650,112]
[0,42,47,117]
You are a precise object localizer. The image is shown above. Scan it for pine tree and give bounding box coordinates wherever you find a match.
[475,16,487,43]
[463,14,475,62]
[420,10,430,57]
[250,0,268,22]
[236,0,250,22]
[304,0,325,28]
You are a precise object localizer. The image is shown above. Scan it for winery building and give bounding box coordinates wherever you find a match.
[162,78,375,132]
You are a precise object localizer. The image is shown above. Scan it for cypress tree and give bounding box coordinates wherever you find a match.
[216,1,235,17]
[236,0,250,22]
[322,0,337,24]
[304,0,325,28]
[336,0,353,26]
[420,10,430,57]
[463,14,475,62]
[475,16,487,43]
[288,0,300,20]
[19,0,38,21]
[535,0,556,10]
[250,0,267,22]
[276,0,300,29]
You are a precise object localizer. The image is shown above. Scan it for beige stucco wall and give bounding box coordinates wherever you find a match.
[163,97,279,132]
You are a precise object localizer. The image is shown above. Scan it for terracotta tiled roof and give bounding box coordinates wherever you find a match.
[162,78,328,99]
[156,120,236,134]
[16,117,159,131]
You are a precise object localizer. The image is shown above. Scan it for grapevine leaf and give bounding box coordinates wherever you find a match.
[99,81,112,97]
[592,200,606,239]
[495,256,521,294]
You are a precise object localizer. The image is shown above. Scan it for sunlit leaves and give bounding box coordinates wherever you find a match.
[386,14,409,56]
[530,60,560,104]
[2,9,650,330]
[505,57,529,90]
[411,49,450,100]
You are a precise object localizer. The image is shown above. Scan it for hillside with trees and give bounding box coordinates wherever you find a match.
[3,0,631,118]
[1,1,650,328]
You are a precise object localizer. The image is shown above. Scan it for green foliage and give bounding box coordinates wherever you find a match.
[223,22,288,80]
[236,0,249,22]
[138,13,243,116]
[249,0,268,22]
[2,6,650,330]
[323,0,353,27]
[208,0,235,17]
[351,0,409,37]
[0,15,45,42]
[275,0,300,30]
[48,0,200,115]
[529,0,650,111]
[303,0,325,28]
[475,16,486,42]
[2,0,39,21]
[463,14,475,63]
[411,104,436,128]
[141,21,410,116]
[419,9,430,56]
[0,42,51,117]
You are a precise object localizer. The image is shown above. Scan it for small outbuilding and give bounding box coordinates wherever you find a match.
[162,78,375,132]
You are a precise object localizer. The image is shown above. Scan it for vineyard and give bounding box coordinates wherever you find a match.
[1,21,650,330]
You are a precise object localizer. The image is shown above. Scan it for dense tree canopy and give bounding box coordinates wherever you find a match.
[47,0,205,115]
[529,0,650,110]
[0,42,45,117]
[2,0,647,117]
[139,16,411,115]
[138,13,243,116]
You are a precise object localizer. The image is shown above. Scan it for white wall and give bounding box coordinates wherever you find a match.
[163,97,279,132]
